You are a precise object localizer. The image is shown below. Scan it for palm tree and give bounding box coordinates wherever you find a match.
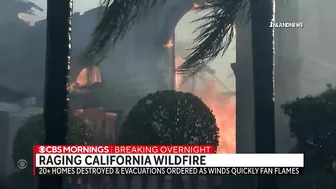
[38,0,73,189]
[85,0,276,188]
[250,0,276,188]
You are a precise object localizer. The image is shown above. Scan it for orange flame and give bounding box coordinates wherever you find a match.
[76,66,102,86]
[175,56,236,153]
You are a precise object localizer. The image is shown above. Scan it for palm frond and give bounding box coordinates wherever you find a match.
[82,0,166,65]
[178,0,249,79]
[84,0,249,79]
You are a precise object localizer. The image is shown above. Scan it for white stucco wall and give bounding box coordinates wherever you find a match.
[273,0,336,152]
[274,0,301,152]
[297,0,336,96]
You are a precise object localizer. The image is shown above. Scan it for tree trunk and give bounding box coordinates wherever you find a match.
[110,175,118,189]
[81,176,89,189]
[250,0,277,189]
[206,175,215,189]
[125,175,132,189]
[91,176,101,189]
[37,0,72,189]
[189,175,199,189]
[171,175,184,189]
[157,175,165,189]
[67,176,77,189]
[141,175,149,189]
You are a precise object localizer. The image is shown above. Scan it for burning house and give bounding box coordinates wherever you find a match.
[0,0,306,157]
[0,1,216,143]
[2,0,336,187]
[65,1,195,141]
[0,0,279,155]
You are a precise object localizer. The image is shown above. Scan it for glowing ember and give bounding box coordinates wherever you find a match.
[175,56,236,153]
[164,38,174,48]
[192,3,200,10]
[191,2,211,10]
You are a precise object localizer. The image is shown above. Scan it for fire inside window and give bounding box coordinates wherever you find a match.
[70,66,102,92]
[70,67,117,142]
[76,66,102,86]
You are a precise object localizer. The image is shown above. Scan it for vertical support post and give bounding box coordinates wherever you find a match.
[172,32,176,90]
[114,111,124,141]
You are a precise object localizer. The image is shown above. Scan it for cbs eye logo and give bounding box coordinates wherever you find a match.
[39,146,46,153]
[17,159,28,169]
